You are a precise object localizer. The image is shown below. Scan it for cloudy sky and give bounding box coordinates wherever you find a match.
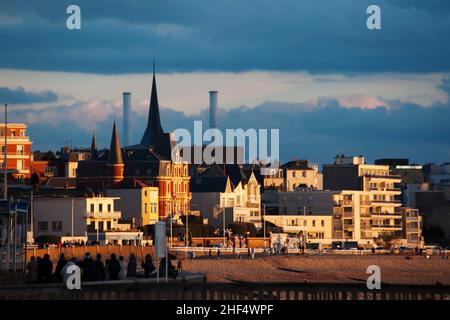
[0,0,449,165]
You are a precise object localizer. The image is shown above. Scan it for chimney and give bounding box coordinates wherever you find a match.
[122,92,131,146]
[209,91,218,128]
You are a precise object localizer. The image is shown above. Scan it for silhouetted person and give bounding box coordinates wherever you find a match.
[26,256,38,283]
[127,253,137,278]
[108,254,121,280]
[37,254,53,283]
[94,254,105,280]
[141,254,156,278]
[54,253,67,282]
[80,252,101,281]
[177,258,183,272]
[159,257,178,280]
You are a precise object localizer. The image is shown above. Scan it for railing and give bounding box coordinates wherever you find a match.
[0,152,30,156]
[0,282,448,300]
[82,211,121,219]
[372,224,402,229]
[0,136,30,140]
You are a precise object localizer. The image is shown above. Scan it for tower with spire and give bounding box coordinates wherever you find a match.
[90,131,98,160]
[77,66,191,220]
[127,61,176,159]
[106,120,124,185]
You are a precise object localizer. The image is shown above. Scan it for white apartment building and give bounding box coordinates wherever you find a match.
[33,195,143,244]
[277,189,422,247]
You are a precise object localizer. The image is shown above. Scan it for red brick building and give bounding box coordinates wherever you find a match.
[0,123,32,183]
[77,71,191,219]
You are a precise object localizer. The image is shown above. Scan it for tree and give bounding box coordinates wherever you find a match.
[230,222,257,237]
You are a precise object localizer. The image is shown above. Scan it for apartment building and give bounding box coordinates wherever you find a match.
[277,189,422,247]
[33,193,143,244]
[0,123,32,183]
[264,215,333,245]
[106,178,159,229]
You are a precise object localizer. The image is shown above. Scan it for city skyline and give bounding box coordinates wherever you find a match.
[0,0,449,164]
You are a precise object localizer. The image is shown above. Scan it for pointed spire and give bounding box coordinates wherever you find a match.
[91,131,97,151]
[90,131,98,159]
[140,63,164,147]
[108,120,123,164]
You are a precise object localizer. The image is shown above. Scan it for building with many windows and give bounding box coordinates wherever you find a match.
[0,123,32,183]
[277,188,422,247]
[33,192,142,244]
[77,70,191,219]
[190,164,261,228]
[107,178,159,229]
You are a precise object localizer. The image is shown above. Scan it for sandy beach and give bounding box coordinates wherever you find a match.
[181,254,450,285]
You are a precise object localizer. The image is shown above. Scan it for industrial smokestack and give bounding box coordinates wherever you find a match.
[209,91,218,128]
[122,92,131,146]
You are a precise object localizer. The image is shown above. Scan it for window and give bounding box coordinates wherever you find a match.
[321,220,325,227]
[17,160,24,170]
[312,220,316,227]
[302,171,306,178]
[90,203,95,212]
[38,221,48,232]
[52,221,62,232]
[144,203,148,214]
[17,145,24,155]
[99,204,103,212]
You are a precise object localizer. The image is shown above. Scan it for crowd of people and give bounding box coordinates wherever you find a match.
[26,252,179,284]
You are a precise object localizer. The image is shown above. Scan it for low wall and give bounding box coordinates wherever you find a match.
[190,237,270,248]
[27,245,155,263]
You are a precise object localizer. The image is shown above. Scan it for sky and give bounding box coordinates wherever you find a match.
[0,0,449,165]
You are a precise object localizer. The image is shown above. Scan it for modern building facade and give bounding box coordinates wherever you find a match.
[33,194,142,244]
[277,188,422,247]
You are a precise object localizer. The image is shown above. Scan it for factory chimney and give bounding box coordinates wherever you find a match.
[209,91,218,128]
[122,92,131,146]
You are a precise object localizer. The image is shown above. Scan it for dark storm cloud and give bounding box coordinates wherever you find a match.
[12,98,450,165]
[0,86,58,104]
[0,0,449,74]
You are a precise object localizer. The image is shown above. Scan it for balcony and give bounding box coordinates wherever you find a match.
[371,199,402,205]
[0,135,30,140]
[0,152,30,157]
[363,173,401,179]
[371,224,402,230]
[83,211,121,219]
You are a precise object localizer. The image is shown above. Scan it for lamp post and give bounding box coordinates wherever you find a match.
[263,204,266,247]
[3,104,7,200]
[185,212,189,247]
[170,210,173,248]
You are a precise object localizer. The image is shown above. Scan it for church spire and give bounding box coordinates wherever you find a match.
[140,64,164,147]
[90,131,98,159]
[108,120,123,164]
